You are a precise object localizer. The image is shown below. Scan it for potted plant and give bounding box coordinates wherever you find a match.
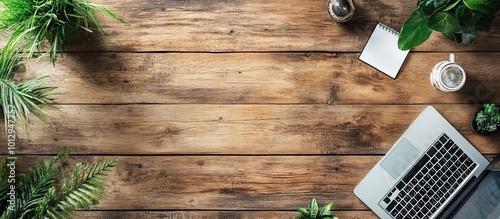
[397,0,500,50]
[0,0,127,64]
[294,198,339,219]
[0,149,116,218]
[471,103,500,135]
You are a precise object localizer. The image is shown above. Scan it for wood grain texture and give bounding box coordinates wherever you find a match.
[4,105,499,155]
[3,0,500,218]
[74,211,377,219]
[13,155,380,211]
[14,52,500,104]
[66,0,500,52]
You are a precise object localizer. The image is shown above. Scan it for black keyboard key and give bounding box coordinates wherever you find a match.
[444,182,451,189]
[427,147,437,157]
[465,158,473,166]
[384,197,391,204]
[424,174,431,181]
[404,195,411,202]
[386,201,397,212]
[435,152,443,159]
[439,197,446,204]
[434,141,443,150]
[439,135,448,144]
[459,154,467,162]
[410,209,416,215]
[445,170,453,177]
[421,167,429,174]
[410,198,417,205]
[403,154,430,183]
[444,139,454,150]
[395,204,403,212]
[424,184,431,190]
[449,144,458,154]
[396,182,405,190]
[439,159,446,166]
[401,208,408,216]
[417,212,424,218]
[400,190,406,196]
[444,153,452,160]
[459,164,467,171]
[391,209,398,217]
[394,195,401,202]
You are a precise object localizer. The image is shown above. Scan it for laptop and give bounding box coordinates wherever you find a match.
[354,106,493,219]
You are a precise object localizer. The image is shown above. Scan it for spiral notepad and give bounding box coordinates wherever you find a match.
[359,22,410,79]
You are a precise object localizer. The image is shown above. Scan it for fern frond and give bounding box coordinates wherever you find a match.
[0,76,57,131]
[16,149,69,219]
[51,159,116,216]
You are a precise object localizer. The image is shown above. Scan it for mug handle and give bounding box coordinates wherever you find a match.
[449,53,455,63]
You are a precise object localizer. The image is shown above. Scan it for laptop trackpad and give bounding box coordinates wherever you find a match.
[381,138,420,179]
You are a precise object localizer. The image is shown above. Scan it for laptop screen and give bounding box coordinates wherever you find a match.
[452,171,500,219]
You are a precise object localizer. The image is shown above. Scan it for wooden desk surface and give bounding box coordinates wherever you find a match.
[4,0,500,218]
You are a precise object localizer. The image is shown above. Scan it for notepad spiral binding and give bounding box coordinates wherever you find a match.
[377,23,399,36]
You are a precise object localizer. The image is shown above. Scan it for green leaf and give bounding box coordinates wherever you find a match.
[418,0,451,16]
[443,0,462,11]
[464,0,500,15]
[461,32,477,44]
[297,207,309,217]
[294,216,305,219]
[398,10,433,50]
[476,14,494,31]
[309,198,319,218]
[443,31,463,43]
[319,202,334,217]
[322,202,334,212]
[455,4,481,27]
[428,11,459,32]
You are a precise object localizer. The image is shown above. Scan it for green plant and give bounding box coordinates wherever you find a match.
[475,103,500,133]
[294,198,339,219]
[0,41,57,131]
[398,0,500,50]
[0,149,116,219]
[0,0,127,64]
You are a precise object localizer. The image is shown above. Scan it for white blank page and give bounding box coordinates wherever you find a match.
[358,23,410,79]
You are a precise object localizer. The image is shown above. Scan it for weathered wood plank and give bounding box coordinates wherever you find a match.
[11,155,380,211]
[75,210,377,219]
[68,0,500,52]
[16,52,500,104]
[5,105,499,155]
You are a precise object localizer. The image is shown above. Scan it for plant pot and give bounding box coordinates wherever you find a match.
[327,0,355,23]
[471,106,499,135]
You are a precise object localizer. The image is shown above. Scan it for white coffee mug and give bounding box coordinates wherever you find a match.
[430,53,466,92]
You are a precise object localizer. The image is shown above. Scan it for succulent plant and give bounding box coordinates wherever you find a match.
[294,198,339,219]
[474,103,500,133]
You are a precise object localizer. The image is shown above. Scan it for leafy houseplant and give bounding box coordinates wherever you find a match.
[294,198,339,219]
[0,149,116,219]
[471,103,500,134]
[398,0,500,50]
[0,0,127,64]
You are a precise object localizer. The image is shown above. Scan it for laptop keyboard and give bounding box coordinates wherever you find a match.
[380,133,477,219]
